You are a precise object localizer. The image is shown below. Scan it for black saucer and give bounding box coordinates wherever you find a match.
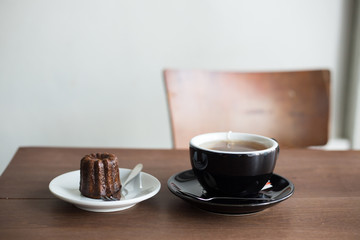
[167,170,294,215]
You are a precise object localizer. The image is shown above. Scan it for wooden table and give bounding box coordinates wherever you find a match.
[0,147,359,239]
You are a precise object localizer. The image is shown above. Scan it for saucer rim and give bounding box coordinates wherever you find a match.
[167,170,294,213]
[49,168,161,212]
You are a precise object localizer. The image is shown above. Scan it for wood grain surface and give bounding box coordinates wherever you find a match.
[0,147,359,239]
[164,69,330,149]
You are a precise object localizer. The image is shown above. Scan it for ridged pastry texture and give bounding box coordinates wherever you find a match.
[80,153,121,200]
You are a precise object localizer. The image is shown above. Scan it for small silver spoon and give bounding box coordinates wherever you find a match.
[121,163,143,197]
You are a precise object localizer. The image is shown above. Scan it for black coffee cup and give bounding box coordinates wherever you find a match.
[189,132,279,197]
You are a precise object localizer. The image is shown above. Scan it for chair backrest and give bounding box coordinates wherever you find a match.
[164,69,330,149]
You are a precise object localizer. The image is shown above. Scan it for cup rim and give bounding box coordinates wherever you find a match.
[189,132,278,155]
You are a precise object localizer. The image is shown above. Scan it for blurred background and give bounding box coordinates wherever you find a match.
[1,0,359,175]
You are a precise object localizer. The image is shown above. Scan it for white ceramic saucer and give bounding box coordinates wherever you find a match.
[49,168,161,212]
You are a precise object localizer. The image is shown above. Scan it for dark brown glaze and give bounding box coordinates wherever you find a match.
[79,153,121,200]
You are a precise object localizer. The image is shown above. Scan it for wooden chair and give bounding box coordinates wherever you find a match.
[164,69,330,149]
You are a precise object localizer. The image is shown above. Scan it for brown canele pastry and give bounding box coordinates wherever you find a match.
[80,153,122,200]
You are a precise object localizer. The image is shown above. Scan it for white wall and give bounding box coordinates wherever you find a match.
[0,0,353,175]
